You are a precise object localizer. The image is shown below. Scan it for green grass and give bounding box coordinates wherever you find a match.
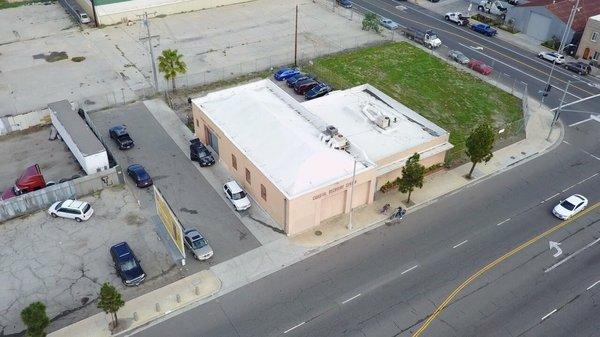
[305,42,524,166]
[0,0,52,10]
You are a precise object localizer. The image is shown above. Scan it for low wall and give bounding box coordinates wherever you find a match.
[0,108,51,136]
[0,166,124,223]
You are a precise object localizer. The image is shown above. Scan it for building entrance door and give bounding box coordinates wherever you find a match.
[207,128,219,155]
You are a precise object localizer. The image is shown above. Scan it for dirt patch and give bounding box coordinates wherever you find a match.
[32,51,68,62]
[125,212,145,226]
[71,56,86,62]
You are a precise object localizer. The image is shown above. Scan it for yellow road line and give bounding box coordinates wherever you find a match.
[412,202,600,337]
[367,0,596,96]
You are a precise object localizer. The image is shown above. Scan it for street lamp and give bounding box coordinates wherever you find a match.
[546,78,594,140]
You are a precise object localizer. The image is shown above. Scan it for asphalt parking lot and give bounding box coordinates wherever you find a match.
[89,102,261,265]
[0,127,84,192]
[0,187,175,335]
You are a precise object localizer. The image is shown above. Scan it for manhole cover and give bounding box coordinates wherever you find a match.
[314,230,322,236]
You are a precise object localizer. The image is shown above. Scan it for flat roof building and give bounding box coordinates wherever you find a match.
[192,79,452,235]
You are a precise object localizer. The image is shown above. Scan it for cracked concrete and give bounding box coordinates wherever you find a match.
[0,187,177,335]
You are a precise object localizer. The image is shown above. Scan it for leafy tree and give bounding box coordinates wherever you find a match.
[362,13,380,33]
[397,153,425,204]
[465,123,495,179]
[97,282,125,329]
[158,49,188,93]
[21,301,49,337]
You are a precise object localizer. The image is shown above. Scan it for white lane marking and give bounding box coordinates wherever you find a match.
[452,240,468,249]
[545,238,600,273]
[587,279,600,291]
[458,42,582,100]
[284,321,306,334]
[541,309,557,321]
[563,140,571,145]
[342,293,361,304]
[562,183,577,193]
[569,118,592,127]
[544,193,560,202]
[579,173,599,184]
[496,218,511,226]
[401,264,419,275]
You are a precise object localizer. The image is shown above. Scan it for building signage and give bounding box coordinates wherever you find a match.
[312,181,355,200]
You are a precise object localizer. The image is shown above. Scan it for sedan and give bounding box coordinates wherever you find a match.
[336,0,352,8]
[274,67,300,81]
[538,51,565,64]
[305,83,332,100]
[184,229,214,260]
[287,74,312,87]
[379,18,399,30]
[552,194,588,220]
[449,50,470,65]
[468,59,493,75]
[564,61,591,75]
[110,242,146,286]
[127,164,153,188]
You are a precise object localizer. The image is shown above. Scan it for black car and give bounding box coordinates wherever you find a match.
[285,73,307,87]
[109,125,134,150]
[127,164,153,188]
[110,242,146,286]
[190,139,215,166]
[305,83,332,100]
[562,44,577,56]
[564,61,591,75]
[287,74,313,87]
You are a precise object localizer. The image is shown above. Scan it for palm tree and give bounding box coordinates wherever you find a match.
[158,49,187,92]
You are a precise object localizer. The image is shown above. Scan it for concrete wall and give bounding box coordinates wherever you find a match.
[0,166,123,223]
[577,17,600,59]
[0,108,51,136]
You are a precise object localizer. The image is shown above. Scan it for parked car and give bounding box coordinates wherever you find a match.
[184,229,214,260]
[305,83,332,100]
[449,50,470,65]
[223,181,251,211]
[75,10,91,24]
[379,18,400,30]
[336,0,352,8]
[1,164,47,200]
[562,43,578,56]
[274,67,300,81]
[109,125,134,150]
[552,194,588,220]
[537,51,565,64]
[564,61,591,75]
[48,199,94,222]
[468,59,493,75]
[470,23,497,37]
[190,139,215,166]
[445,12,469,26]
[127,164,153,188]
[507,0,519,5]
[110,242,146,286]
[293,78,319,95]
[287,74,313,87]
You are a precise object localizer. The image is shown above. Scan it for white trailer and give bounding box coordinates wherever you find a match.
[49,100,109,175]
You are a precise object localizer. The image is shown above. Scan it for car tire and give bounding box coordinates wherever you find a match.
[51,213,58,218]
[445,16,449,21]
[75,217,82,222]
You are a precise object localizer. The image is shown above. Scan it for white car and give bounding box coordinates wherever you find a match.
[223,181,251,211]
[48,199,94,222]
[538,51,565,64]
[76,10,91,24]
[552,194,588,220]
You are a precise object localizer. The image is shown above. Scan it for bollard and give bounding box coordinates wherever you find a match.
[133,312,139,321]
[195,286,200,296]
[155,303,161,312]
[176,294,181,303]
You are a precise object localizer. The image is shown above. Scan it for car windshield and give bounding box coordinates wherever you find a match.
[191,238,208,249]
[138,171,150,180]
[232,191,246,200]
[429,33,438,39]
[198,150,210,157]
[121,259,138,272]
[83,204,91,213]
[560,200,576,211]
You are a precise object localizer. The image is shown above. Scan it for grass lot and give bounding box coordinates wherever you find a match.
[305,42,524,166]
[0,0,51,9]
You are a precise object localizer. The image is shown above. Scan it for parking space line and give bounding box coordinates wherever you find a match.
[452,240,468,249]
[543,193,560,202]
[401,265,419,275]
[541,309,557,321]
[342,293,361,304]
[545,238,600,273]
[569,118,592,127]
[284,321,306,334]
[496,218,511,226]
[586,280,600,291]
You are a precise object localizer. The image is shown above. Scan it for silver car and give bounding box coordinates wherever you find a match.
[379,18,399,30]
[184,229,214,260]
[449,50,470,65]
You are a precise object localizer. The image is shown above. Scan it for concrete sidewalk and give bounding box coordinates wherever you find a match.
[49,92,561,337]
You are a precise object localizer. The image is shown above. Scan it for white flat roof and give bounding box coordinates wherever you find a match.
[302,84,449,162]
[193,80,368,199]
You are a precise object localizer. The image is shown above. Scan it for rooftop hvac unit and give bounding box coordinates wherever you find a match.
[324,125,338,137]
[327,134,348,150]
[376,116,391,129]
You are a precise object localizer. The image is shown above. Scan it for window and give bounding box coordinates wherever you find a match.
[593,51,600,61]
[195,119,199,127]
[592,31,599,42]
[245,168,251,184]
[261,184,267,201]
[231,154,237,170]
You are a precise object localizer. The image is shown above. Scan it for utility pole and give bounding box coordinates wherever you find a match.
[347,159,357,231]
[294,5,299,67]
[540,0,579,105]
[139,12,160,92]
[547,80,570,140]
[90,0,99,27]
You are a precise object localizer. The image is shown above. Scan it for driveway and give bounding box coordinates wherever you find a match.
[89,102,261,265]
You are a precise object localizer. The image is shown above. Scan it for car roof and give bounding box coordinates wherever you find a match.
[110,125,127,132]
[128,164,145,171]
[565,194,585,203]
[184,229,204,240]
[225,181,243,193]
[62,199,87,210]
[111,242,133,258]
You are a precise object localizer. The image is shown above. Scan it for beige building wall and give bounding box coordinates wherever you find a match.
[577,16,600,60]
[376,151,446,190]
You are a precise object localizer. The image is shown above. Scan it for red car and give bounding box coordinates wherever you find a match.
[468,59,493,76]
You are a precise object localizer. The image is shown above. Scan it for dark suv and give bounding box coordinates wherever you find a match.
[190,139,215,166]
[109,125,134,150]
[564,61,591,75]
[110,242,146,286]
[294,79,319,95]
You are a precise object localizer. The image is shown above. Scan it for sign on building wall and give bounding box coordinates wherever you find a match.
[153,185,185,261]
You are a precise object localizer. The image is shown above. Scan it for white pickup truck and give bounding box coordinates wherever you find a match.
[444,12,470,26]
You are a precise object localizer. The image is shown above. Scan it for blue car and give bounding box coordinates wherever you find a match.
[274,67,300,81]
[127,164,153,188]
[287,74,313,87]
[110,242,146,286]
[470,23,497,37]
[305,83,332,100]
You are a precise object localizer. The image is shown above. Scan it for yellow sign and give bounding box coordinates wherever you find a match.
[153,185,185,258]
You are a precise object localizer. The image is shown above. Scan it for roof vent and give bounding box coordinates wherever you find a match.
[327,134,348,150]
[376,116,391,129]
[324,125,338,137]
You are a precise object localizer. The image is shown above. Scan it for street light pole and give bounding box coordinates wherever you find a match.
[347,159,357,231]
[142,12,160,92]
